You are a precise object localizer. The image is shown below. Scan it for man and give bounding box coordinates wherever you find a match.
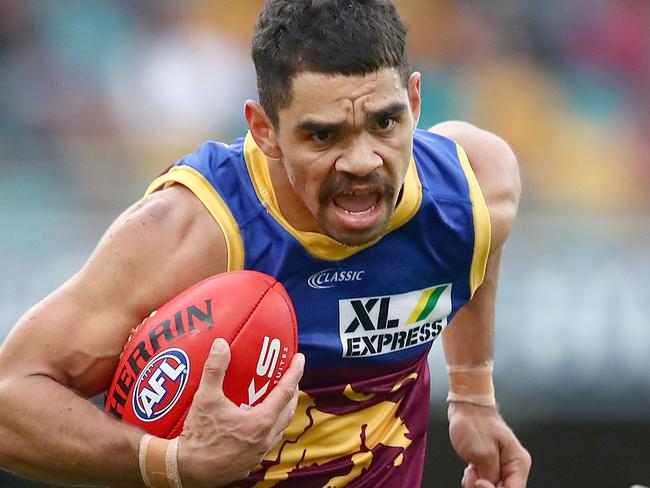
[0,1,531,487]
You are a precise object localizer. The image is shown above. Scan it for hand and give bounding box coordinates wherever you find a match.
[448,402,531,488]
[177,338,304,488]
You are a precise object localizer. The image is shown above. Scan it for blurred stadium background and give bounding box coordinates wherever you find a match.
[0,1,648,486]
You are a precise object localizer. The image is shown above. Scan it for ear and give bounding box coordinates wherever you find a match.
[407,72,422,130]
[244,100,282,159]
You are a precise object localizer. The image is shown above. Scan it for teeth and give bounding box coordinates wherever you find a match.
[343,205,375,216]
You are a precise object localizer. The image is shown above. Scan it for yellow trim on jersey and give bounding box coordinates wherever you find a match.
[145,166,245,271]
[243,133,422,261]
[455,144,491,297]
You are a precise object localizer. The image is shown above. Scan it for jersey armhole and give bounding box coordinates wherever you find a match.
[145,165,245,271]
[455,144,492,297]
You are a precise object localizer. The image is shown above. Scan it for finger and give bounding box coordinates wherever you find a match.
[256,353,305,417]
[501,462,530,488]
[195,339,231,400]
[462,464,479,487]
[271,385,300,435]
[501,445,532,488]
[502,472,528,488]
[471,449,500,485]
[263,431,284,457]
[476,480,497,488]
[468,442,504,484]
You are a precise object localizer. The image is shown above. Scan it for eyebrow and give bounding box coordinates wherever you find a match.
[366,102,408,125]
[295,102,408,134]
[295,119,347,134]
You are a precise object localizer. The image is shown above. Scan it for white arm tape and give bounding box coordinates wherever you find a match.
[139,434,183,488]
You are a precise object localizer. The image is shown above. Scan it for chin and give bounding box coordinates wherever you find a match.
[332,233,378,247]
[325,221,390,247]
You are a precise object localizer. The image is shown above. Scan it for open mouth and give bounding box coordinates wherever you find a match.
[332,190,380,216]
[327,189,385,236]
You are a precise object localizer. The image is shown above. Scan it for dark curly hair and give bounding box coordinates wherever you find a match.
[252,0,411,127]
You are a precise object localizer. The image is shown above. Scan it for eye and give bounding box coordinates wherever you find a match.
[376,117,396,132]
[311,130,332,143]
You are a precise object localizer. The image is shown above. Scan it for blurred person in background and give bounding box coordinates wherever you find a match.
[0,1,532,487]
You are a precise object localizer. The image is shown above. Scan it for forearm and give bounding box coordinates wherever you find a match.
[441,251,503,408]
[0,375,144,486]
[442,317,494,367]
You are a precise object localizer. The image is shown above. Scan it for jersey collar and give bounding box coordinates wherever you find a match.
[243,132,422,261]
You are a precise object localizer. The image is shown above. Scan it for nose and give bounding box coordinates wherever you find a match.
[334,136,383,177]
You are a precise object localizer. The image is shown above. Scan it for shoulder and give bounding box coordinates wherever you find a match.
[119,184,217,252]
[95,185,228,315]
[131,184,227,270]
[426,121,521,252]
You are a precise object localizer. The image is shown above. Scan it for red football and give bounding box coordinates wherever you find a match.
[105,270,298,439]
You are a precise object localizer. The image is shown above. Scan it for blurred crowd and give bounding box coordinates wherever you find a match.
[1,0,649,211]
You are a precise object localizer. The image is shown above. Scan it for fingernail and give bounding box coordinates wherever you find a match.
[212,338,226,353]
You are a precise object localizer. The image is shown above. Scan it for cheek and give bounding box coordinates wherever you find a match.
[303,168,330,207]
[381,134,413,179]
[285,156,329,204]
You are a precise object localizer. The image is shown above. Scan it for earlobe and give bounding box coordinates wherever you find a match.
[244,100,282,159]
[408,72,422,129]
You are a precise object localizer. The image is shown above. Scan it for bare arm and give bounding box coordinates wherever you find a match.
[0,185,226,485]
[430,121,531,488]
[433,120,520,366]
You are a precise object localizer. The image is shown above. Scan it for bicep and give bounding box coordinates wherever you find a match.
[0,185,227,396]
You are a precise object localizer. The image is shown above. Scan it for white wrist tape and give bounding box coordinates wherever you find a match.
[446,361,494,375]
[139,434,183,488]
[447,360,496,407]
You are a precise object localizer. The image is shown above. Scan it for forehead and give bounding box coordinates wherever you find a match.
[282,68,407,122]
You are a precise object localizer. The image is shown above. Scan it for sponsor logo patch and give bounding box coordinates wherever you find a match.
[133,348,190,421]
[308,269,365,289]
[339,284,452,357]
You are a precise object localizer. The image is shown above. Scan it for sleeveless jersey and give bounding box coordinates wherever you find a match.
[146,129,491,487]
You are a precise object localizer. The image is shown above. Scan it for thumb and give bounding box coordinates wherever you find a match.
[198,338,231,392]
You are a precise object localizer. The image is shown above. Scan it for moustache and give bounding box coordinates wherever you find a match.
[318,171,395,205]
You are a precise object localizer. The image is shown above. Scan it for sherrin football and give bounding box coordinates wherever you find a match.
[105,270,298,439]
